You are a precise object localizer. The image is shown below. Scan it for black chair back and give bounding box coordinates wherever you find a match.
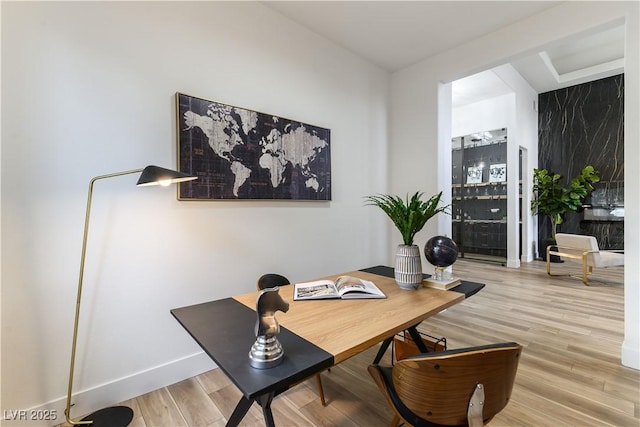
[257,273,290,290]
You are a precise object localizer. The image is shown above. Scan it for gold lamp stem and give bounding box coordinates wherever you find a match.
[64,166,195,426]
[65,169,143,426]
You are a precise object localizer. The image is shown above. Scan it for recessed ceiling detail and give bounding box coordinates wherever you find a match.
[525,24,625,92]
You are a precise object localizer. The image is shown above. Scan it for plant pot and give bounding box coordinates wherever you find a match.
[544,239,564,263]
[394,244,423,290]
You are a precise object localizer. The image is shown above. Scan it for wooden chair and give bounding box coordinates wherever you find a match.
[256,273,328,406]
[546,233,624,284]
[368,342,522,427]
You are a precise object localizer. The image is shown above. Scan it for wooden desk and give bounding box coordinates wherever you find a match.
[172,269,470,426]
[233,270,464,364]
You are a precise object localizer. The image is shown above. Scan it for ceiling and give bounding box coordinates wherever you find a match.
[263,1,625,106]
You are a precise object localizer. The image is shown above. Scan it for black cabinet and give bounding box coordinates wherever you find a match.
[579,180,624,250]
[452,128,510,263]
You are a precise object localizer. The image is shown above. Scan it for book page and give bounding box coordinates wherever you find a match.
[294,280,338,300]
[335,276,386,298]
[334,276,367,293]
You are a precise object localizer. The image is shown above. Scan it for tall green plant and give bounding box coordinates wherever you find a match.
[365,191,449,246]
[531,165,600,240]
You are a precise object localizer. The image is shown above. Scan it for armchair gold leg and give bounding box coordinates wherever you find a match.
[547,245,593,285]
[581,255,595,285]
[546,245,561,277]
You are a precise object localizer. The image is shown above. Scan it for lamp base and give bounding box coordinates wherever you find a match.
[80,406,133,426]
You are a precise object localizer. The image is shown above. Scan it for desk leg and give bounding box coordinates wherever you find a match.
[407,326,430,353]
[227,392,276,427]
[373,336,394,364]
[226,396,254,427]
[256,393,276,427]
[372,325,429,365]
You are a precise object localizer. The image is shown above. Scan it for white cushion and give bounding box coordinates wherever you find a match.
[591,250,624,268]
[555,233,624,268]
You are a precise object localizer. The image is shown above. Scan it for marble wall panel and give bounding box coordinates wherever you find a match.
[538,74,624,251]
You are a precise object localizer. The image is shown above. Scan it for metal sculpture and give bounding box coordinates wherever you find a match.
[249,287,290,369]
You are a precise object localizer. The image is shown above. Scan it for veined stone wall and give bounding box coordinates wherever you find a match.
[538,74,624,251]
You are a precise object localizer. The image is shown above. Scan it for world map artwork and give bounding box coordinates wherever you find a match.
[176,93,331,200]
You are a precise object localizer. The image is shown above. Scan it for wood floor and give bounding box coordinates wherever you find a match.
[64,259,638,426]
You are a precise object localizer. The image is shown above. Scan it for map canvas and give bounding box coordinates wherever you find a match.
[176,93,331,200]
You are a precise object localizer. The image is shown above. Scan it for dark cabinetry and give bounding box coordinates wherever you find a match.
[452,128,514,263]
[580,180,624,250]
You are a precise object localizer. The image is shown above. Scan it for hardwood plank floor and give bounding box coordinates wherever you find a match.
[62,259,638,426]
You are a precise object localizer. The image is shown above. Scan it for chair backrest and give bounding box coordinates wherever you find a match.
[392,342,522,426]
[555,233,599,253]
[555,233,602,266]
[257,273,290,290]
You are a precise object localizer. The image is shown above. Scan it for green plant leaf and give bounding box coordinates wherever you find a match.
[365,191,449,245]
[531,165,600,238]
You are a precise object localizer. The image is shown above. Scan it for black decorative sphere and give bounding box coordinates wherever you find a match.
[424,236,458,268]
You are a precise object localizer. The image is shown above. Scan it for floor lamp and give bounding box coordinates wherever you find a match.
[65,165,197,426]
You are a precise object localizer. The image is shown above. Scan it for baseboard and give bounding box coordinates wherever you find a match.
[621,341,640,370]
[506,258,521,268]
[520,253,534,263]
[8,352,215,427]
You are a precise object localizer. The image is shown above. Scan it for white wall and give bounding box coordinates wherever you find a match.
[621,1,640,371]
[492,65,539,265]
[1,2,390,423]
[453,93,511,137]
[390,2,639,369]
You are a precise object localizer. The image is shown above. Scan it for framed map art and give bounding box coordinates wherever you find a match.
[176,92,331,200]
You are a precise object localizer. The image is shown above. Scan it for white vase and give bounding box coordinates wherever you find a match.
[394,244,423,290]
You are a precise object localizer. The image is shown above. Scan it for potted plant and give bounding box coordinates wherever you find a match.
[531,165,600,258]
[365,191,449,289]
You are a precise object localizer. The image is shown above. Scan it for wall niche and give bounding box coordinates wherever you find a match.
[452,128,518,264]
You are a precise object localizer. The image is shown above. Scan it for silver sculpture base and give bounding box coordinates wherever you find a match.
[249,335,284,369]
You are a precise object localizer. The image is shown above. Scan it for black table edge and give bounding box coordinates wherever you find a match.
[358,265,485,298]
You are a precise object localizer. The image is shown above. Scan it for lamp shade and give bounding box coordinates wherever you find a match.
[136,165,197,187]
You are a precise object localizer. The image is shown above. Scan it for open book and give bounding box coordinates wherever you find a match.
[294,276,386,300]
